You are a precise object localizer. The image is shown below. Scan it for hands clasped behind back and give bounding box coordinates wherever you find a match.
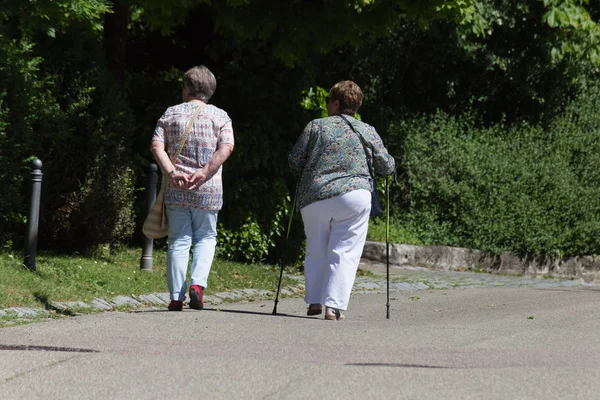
[187,169,209,190]
[169,169,208,190]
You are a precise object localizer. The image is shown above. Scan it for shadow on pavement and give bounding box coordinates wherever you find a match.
[346,363,451,369]
[131,307,317,320]
[0,344,99,353]
[203,307,317,320]
[534,287,600,292]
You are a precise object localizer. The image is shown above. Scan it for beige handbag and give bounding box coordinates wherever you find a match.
[142,103,206,239]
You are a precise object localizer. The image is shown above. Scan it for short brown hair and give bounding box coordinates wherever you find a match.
[329,80,363,115]
[183,65,217,102]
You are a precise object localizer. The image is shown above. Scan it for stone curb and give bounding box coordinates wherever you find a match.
[3,259,597,327]
[7,240,599,325]
[0,283,306,326]
[2,272,593,326]
[362,241,600,283]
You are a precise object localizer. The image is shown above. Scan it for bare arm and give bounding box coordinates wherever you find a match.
[188,143,234,190]
[150,140,190,188]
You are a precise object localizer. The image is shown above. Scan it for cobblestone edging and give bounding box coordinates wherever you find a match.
[5,261,599,327]
[362,241,600,282]
[5,241,600,326]
[0,284,306,327]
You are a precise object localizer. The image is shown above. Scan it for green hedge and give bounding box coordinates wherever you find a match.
[392,86,600,257]
[0,29,136,252]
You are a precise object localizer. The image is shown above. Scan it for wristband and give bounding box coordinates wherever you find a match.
[169,169,176,176]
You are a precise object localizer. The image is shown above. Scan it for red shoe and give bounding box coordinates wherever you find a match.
[168,300,183,311]
[189,285,204,310]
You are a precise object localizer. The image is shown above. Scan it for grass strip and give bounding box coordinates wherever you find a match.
[0,248,297,310]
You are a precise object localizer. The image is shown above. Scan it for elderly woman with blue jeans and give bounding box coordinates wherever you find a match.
[151,65,234,311]
[289,80,395,320]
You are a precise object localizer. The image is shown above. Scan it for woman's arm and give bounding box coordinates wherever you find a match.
[150,140,190,188]
[369,127,396,177]
[187,143,234,190]
[289,121,313,173]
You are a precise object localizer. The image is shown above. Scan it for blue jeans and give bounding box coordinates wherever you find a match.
[166,206,218,301]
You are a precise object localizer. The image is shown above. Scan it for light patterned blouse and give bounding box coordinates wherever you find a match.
[152,102,234,210]
[289,114,395,210]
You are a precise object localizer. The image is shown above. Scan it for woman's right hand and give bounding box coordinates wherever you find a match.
[170,171,190,188]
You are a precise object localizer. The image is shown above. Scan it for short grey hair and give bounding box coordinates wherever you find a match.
[183,65,217,102]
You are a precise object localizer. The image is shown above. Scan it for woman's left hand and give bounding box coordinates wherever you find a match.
[187,170,208,190]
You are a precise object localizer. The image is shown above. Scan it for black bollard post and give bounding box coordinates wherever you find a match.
[24,159,43,271]
[140,163,158,272]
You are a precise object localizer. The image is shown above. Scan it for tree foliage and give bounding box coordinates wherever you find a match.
[541,0,600,63]
[331,0,599,130]
[0,0,599,261]
[128,0,479,66]
[0,1,136,251]
[0,0,110,38]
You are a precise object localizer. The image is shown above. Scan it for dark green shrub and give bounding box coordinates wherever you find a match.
[216,181,291,264]
[39,69,137,252]
[395,86,600,257]
[0,27,136,252]
[0,38,43,248]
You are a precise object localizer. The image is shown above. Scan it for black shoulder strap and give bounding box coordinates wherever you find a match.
[338,114,375,179]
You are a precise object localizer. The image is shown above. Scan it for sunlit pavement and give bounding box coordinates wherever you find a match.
[2,264,600,399]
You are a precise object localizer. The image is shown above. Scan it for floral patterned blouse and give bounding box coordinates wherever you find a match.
[152,102,234,210]
[288,114,395,210]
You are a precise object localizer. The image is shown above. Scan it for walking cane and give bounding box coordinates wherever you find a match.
[386,175,391,319]
[272,184,298,315]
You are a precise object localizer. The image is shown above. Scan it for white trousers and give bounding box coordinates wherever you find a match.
[300,189,371,310]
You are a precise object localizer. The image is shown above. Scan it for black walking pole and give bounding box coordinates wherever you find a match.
[386,175,391,319]
[272,184,298,315]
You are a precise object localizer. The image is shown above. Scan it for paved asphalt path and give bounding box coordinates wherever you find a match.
[2,268,600,399]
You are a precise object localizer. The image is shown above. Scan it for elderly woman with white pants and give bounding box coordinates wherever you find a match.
[289,80,395,320]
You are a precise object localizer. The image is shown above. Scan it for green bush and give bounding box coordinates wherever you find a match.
[393,87,600,257]
[217,189,290,264]
[0,27,136,252]
[367,217,422,245]
[0,38,42,248]
[217,218,274,264]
